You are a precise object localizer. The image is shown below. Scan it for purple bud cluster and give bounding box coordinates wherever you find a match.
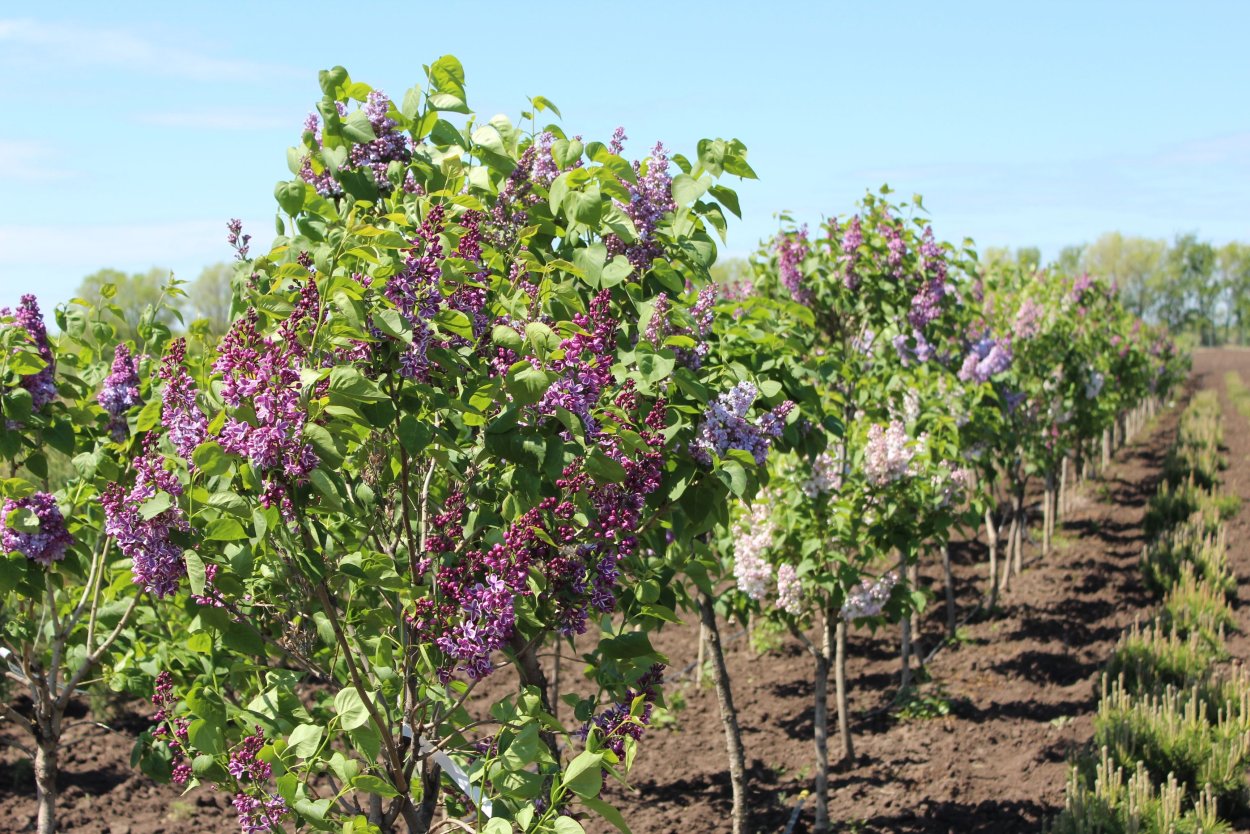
[214,282,320,511]
[102,441,190,597]
[2,294,57,414]
[608,126,627,156]
[957,336,1013,383]
[538,290,618,435]
[1,492,74,566]
[690,381,793,466]
[776,228,812,305]
[151,672,192,785]
[581,664,665,759]
[158,340,207,461]
[226,219,251,260]
[386,205,447,380]
[842,571,898,621]
[98,343,141,441]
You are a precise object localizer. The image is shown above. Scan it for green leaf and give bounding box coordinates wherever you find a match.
[135,397,162,432]
[504,362,552,406]
[561,750,603,798]
[531,95,561,118]
[708,184,741,219]
[328,366,386,403]
[185,549,206,595]
[581,796,632,834]
[288,724,324,759]
[430,55,466,99]
[671,173,709,207]
[483,819,513,834]
[351,774,399,798]
[204,517,247,541]
[584,448,627,483]
[275,181,306,215]
[553,817,586,834]
[191,441,233,477]
[343,110,377,143]
[333,687,373,731]
[138,493,172,520]
[188,717,224,755]
[563,181,603,225]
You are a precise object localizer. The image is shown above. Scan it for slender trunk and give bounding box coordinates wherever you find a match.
[909,560,923,664]
[1011,483,1025,577]
[1059,455,1069,519]
[697,589,749,834]
[551,645,561,723]
[984,507,999,609]
[1000,505,1016,593]
[834,618,853,764]
[1101,428,1111,469]
[1043,470,1056,555]
[696,621,707,687]
[35,735,58,834]
[410,757,441,833]
[941,543,956,638]
[812,612,832,833]
[899,550,912,692]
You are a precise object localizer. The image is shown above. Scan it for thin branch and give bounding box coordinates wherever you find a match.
[56,595,139,712]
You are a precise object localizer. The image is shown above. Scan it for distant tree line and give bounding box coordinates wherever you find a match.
[73,263,236,341]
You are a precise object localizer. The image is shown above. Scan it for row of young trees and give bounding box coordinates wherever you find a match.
[0,57,1186,834]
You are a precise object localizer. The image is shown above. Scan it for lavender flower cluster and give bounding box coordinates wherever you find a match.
[1013,299,1043,341]
[842,571,898,621]
[0,492,73,566]
[299,91,410,196]
[775,228,812,305]
[2,294,57,414]
[607,142,676,271]
[158,340,207,461]
[691,381,793,466]
[732,500,775,600]
[97,343,141,441]
[957,336,1013,384]
[386,205,447,381]
[802,446,845,498]
[102,440,190,598]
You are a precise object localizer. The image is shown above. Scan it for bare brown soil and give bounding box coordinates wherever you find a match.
[5,349,1250,834]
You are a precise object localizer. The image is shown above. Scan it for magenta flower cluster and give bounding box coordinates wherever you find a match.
[102,440,189,598]
[538,289,618,435]
[776,227,812,305]
[1,492,73,566]
[2,294,57,414]
[386,204,447,381]
[98,343,141,441]
[226,219,251,260]
[691,381,793,466]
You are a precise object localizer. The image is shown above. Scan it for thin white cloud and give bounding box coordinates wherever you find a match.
[0,18,298,82]
[1151,133,1250,167]
[137,110,293,131]
[0,220,265,270]
[0,141,74,182]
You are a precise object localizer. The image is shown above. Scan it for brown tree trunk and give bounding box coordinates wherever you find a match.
[834,618,853,764]
[899,550,913,692]
[697,589,749,834]
[984,507,999,609]
[812,615,832,833]
[35,735,58,834]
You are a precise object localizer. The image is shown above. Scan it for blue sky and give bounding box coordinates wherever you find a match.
[2,1,1248,311]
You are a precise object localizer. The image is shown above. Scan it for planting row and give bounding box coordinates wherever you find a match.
[0,57,1186,834]
[1052,389,1244,832]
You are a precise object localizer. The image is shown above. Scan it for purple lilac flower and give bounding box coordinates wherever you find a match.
[892,330,935,367]
[386,205,446,380]
[1,492,73,566]
[234,793,291,834]
[102,441,189,597]
[842,572,898,621]
[879,216,906,276]
[957,336,1013,384]
[775,564,802,616]
[1070,273,1095,302]
[802,446,844,498]
[908,278,947,330]
[580,664,664,759]
[645,293,670,345]
[606,143,676,270]
[98,343,141,441]
[158,340,207,461]
[691,381,793,466]
[532,131,560,185]
[434,574,515,680]
[348,90,411,189]
[538,290,618,435]
[776,228,812,305]
[608,126,627,156]
[2,295,57,414]
[1013,299,1043,340]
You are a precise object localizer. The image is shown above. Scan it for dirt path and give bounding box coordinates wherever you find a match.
[9,353,1250,834]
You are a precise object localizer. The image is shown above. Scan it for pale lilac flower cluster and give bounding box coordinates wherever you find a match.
[102,441,189,598]
[842,571,898,621]
[158,340,207,461]
[776,228,812,305]
[2,295,57,414]
[852,327,876,357]
[691,381,793,466]
[732,500,774,600]
[957,336,1013,384]
[802,446,844,498]
[532,131,560,185]
[1,492,73,566]
[892,330,935,367]
[863,420,921,486]
[1013,299,1043,340]
[840,215,865,289]
[932,462,973,508]
[901,388,921,425]
[234,794,290,834]
[1070,273,1095,302]
[98,343,141,441]
[775,564,803,616]
[1086,370,1105,399]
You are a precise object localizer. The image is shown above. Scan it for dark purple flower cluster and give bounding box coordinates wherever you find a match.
[0,492,73,566]
[226,219,250,260]
[386,205,447,380]
[348,90,411,189]
[487,145,543,248]
[102,439,189,597]
[227,727,289,834]
[607,143,676,270]
[2,294,57,414]
[580,664,665,758]
[98,343,141,441]
[538,290,618,435]
[878,216,907,276]
[151,672,192,785]
[838,216,864,289]
[643,285,716,369]
[158,340,207,461]
[958,336,1013,384]
[776,228,812,305]
[691,381,793,466]
[214,282,320,512]
[449,209,491,341]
